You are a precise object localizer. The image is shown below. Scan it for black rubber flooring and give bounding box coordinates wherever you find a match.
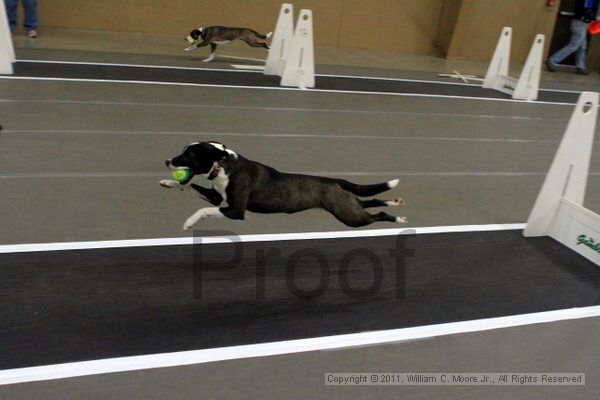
[12,61,582,104]
[1,230,598,369]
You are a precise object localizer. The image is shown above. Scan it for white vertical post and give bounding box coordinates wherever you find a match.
[0,1,15,74]
[513,34,545,101]
[524,92,599,237]
[280,9,315,89]
[483,27,512,89]
[264,3,294,76]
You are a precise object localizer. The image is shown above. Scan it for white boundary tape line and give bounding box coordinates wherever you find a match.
[0,76,579,107]
[217,54,265,63]
[0,100,568,121]
[14,58,582,94]
[231,64,266,70]
[0,223,525,253]
[0,305,598,386]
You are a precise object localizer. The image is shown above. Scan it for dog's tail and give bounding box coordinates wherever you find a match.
[334,178,399,197]
[254,31,272,40]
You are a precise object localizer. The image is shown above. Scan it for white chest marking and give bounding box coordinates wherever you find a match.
[213,40,231,45]
[212,168,229,207]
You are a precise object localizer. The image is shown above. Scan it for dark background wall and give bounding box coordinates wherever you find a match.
[18,0,600,68]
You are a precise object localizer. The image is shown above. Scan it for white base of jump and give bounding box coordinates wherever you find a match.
[483,27,544,101]
[0,1,15,74]
[524,92,600,265]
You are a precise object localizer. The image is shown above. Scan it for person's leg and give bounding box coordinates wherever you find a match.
[20,0,37,31]
[548,19,588,66]
[4,0,18,32]
[575,33,588,71]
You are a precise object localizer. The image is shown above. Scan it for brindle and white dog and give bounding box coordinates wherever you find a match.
[160,142,406,230]
[185,26,272,62]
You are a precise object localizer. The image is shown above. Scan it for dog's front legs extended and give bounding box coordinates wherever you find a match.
[184,41,210,51]
[191,183,223,205]
[159,180,191,190]
[183,192,248,230]
[183,207,224,230]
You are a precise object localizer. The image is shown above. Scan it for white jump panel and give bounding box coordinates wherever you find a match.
[524,92,600,265]
[484,27,543,101]
[264,3,294,76]
[280,9,315,89]
[550,198,600,264]
[483,27,512,89]
[0,2,15,74]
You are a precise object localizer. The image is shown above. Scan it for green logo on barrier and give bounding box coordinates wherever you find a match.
[576,235,600,253]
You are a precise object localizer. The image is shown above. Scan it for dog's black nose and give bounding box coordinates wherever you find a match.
[165,159,171,167]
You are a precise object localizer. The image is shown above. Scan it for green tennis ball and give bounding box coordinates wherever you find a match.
[187,37,195,45]
[172,169,191,183]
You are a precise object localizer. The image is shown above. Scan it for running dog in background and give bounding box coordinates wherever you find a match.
[185,26,272,62]
[160,141,407,230]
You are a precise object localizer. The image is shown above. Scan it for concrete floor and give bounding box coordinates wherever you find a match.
[2,317,598,400]
[2,77,600,243]
[1,30,599,399]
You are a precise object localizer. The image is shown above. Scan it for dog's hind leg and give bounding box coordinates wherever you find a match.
[203,43,217,62]
[358,197,404,209]
[322,186,407,227]
[331,178,399,197]
[242,38,269,49]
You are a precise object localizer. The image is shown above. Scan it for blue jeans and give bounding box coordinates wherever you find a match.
[548,19,589,70]
[4,0,37,31]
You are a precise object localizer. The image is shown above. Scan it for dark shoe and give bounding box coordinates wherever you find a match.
[546,60,557,72]
[576,68,590,75]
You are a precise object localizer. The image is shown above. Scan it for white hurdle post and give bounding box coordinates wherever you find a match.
[483,27,512,90]
[483,27,544,101]
[513,34,544,101]
[0,2,15,74]
[280,9,315,89]
[264,3,295,76]
[524,92,600,265]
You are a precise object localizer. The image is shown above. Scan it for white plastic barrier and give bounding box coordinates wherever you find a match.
[523,92,600,265]
[483,27,544,101]
[264,3,294,76]
[0,2,15,74]
[280,9,314,89]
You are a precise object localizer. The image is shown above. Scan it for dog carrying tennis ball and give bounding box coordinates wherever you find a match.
[187,37,195,45]
[172,168,191,183]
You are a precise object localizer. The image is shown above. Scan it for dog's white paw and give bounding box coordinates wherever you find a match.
[159,179,178,188]
[386,198,404,207]
[183,218,196,231]
[396,216,408,224]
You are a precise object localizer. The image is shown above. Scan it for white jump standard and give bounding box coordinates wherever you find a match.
[524,91,600,265]
[483,27,544,101]
[264,3,315,89]
[0,2,15,75]
[264,3,295,76]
